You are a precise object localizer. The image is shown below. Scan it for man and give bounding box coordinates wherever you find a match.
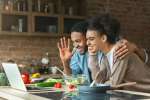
[86,14,150,92]
[57,21,147,84]
[57,22,93,83]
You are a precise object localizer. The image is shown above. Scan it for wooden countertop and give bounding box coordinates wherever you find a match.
[113,90,150,97]
[0,86,50,100]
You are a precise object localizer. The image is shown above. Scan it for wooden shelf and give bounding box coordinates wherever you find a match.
[1,11,29,16]
[0,31,70,37]
[31,12,59,17]
[30,32,69,37]
[63,15,86,19]
[0,31,29,36]
[0,0,86,37]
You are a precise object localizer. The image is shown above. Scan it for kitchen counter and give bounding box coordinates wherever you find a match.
[0,86,150,100]
[0,86,50,100]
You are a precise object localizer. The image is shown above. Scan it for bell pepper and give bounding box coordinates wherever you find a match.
[31,73,41,78]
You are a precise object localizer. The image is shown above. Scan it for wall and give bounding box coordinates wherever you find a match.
[0,0,150,67]
[0,36,61,67]
[86,0,150,65]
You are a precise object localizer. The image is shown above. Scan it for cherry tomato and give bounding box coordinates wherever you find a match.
[54,82,62,88]
[68,84,75,89]
[21,73,30,84]
[54,83,58,88]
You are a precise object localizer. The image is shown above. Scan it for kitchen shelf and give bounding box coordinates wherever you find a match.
[0,31,69,37]
[0,0,86,36]
[1,10,29,16]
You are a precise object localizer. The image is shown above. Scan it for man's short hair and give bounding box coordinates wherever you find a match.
[71,21,88,36]
[88,14,120,44]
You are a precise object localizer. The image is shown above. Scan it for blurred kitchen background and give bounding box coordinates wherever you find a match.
[0,0,149,70]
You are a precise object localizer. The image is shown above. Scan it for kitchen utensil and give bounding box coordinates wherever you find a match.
[79,84,110,93]
[80,82,136,93]
[111,82,136,89]
[90,71,101,87]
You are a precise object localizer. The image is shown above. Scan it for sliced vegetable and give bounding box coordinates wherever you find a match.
[45,78,63,83]
[36,81,56,87]
[69,84,76,89]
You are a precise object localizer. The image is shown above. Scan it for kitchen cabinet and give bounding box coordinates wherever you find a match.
[0,0,86,37]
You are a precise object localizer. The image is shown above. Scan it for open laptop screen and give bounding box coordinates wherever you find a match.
[2,63,27,91]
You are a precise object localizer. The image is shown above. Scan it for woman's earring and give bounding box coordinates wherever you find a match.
[102,35,107,42]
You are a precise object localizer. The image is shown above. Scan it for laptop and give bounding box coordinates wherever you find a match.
[1,63,64,99]
[2,63,27,91]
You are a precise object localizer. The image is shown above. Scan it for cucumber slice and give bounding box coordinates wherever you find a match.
[36,81,56,87]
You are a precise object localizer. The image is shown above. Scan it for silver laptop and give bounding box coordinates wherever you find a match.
[2,63,27,91]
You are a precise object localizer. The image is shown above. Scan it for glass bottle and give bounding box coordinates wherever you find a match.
[18,18,23,32]
[40,52,50,74]
[8,0,13,11]
[69,6,73,16]
[44,4,48,13]
[4,0,9,11]
[22,0,26,11]
[41,52,49,65]
[17,0,21,11]
[37,0,41,12]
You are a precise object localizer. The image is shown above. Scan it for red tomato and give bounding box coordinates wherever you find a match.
[54,83,58,88]
[54,82,62,88]
[68,84,75,89]
[21,73,30,84]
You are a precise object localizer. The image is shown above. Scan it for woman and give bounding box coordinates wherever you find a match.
[86,14,150,93]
